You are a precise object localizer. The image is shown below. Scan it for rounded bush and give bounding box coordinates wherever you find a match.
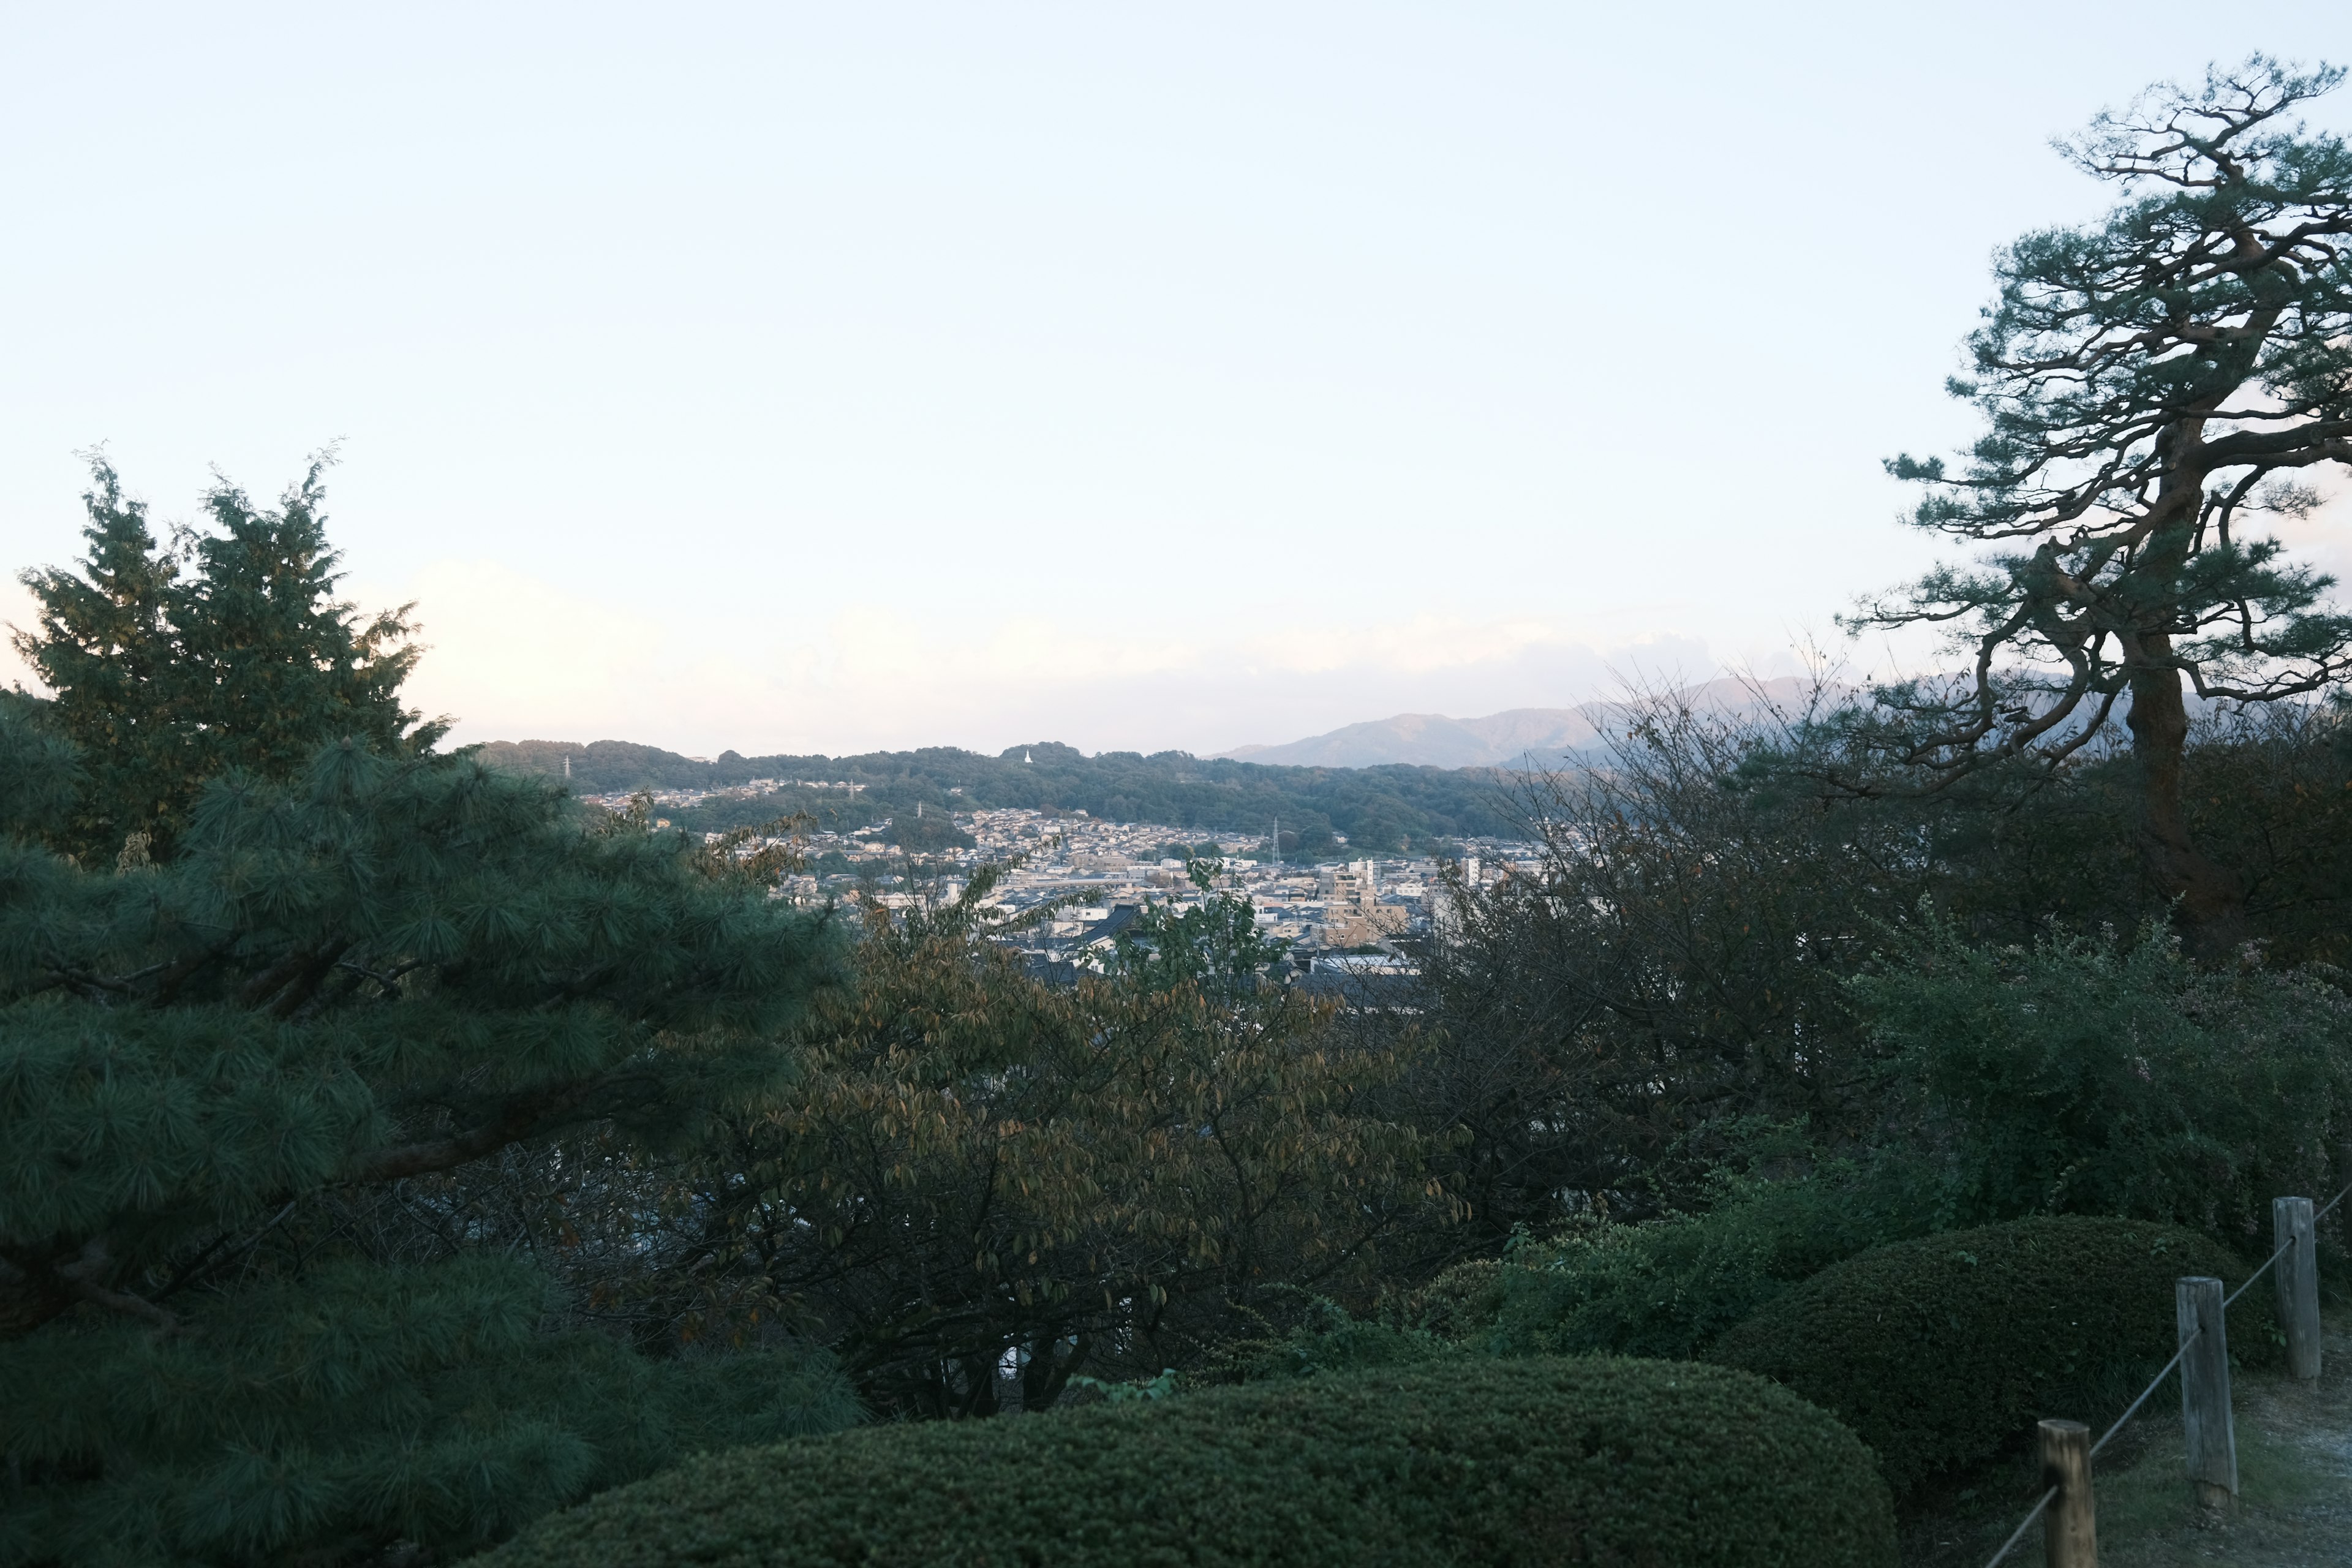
[479,1356,1897,1568]
[1711,1216,2258,1496]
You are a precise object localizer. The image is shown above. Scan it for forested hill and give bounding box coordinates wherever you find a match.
[475,737,1529,852]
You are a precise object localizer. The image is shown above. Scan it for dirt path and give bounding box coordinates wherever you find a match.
[1900,1309,2352,1567]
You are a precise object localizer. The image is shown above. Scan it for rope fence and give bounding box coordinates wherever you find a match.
[1979,1166,2350,1568]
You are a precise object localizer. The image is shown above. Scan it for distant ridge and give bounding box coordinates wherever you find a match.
[1216,677,1817,768]
[469,736,1534,846]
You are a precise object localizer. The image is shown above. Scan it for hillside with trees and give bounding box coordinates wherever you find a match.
[474,736,1527,852]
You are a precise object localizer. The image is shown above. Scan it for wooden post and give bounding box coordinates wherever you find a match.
[2176,1276,2237,1510]
[2274,1196,2321,1381]
[2038,1419,2097,1568]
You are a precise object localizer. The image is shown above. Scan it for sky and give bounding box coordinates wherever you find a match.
[3,3,2349,758]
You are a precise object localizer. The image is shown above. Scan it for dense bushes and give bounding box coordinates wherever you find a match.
[1453,1155,1949,1362]
[1853,918,2352,1247]
[1424,897,2352,1384]
[1193,1294,1452,1384]
[1409,684,2352,1255]
[1711,1216,2259,1495]
[483,1357,1898,1568]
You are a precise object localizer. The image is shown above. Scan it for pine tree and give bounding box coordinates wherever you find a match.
[1852,58,2352,940]
[1,614,853,1556]
[9,461,183,864]
[13,455,441,864]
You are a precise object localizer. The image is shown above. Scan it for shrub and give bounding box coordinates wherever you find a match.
[1851,914,2352,1246]
[1190,1294,1452,1385]
[1711,1216,2261,1496]
[481,1356,1899,1568]
[1452,1154,1949,1362]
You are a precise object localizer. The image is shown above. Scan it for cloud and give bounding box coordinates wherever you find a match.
[375,559,1739,758]
[9,556,1803,759]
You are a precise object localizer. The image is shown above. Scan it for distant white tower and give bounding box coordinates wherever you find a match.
[1025,750,1033,764]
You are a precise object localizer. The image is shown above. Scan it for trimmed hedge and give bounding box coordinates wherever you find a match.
[1711,1216,2258,1496]
[479,1356,1898,1567]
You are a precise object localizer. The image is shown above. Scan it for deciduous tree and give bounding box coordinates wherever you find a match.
[651,875,1439,1418]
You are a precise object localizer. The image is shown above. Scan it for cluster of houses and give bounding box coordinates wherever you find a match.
[777,806,1538,998]
[578,784,1544,1000]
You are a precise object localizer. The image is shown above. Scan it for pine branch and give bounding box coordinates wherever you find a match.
[155,1202,298,1302]
[55,1239,186,1333]
[233,949,314,1009]
[270,941,353,1019]
[0,1238,186,1340]
[343,1082,601,1183]
[334,956,426,995]
[150,938,238,1005]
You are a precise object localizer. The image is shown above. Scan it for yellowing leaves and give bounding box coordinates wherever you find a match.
[673,921,1446,1414]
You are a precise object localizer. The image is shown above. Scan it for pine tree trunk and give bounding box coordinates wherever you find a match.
[2125,657,2246,951]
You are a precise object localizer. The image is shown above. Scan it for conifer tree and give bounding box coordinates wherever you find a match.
[1853,58,2352,938]
[13,455,439,863]
[1,559,852,1559]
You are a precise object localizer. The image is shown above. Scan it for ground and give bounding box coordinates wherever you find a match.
[1901,1306,2352,1567]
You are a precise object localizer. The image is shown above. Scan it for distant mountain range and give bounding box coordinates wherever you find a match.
[1216,677,1818,768]
[469,677,1838,851]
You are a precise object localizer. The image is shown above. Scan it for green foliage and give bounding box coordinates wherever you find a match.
[1711,1216,2260,1496]
[1192,1294,1451,1386]
[1857,59,2352,769]
[13,458,442,861]
[0,1256,858,1567]
[1413,681,2352,1254]
[1852,914,2352,1243]
[648,884,1434,1419]
[1422,894,2346,1373]
[1848,60,2352,933]
[880,809,974,852]
[0,695,81,840]
[2174,704,2352,967]
[0,710,851,1563]
[1106,879,1289,995]
[1412,687,1951,1241]
[481,1356,1898,1568]
[1458,1153,1950,1362]
[1067,1366,1180,1403]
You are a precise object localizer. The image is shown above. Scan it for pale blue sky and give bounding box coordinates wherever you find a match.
[4,4,2347,755]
